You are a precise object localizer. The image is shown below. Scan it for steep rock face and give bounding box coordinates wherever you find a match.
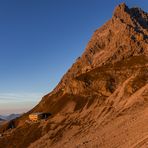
[33,3,148,114]
[0,3,148,148]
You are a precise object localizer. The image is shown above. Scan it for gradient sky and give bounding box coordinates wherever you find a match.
[0,0,147,115]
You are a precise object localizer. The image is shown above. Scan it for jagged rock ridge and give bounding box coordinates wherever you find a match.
[0,3,147,148]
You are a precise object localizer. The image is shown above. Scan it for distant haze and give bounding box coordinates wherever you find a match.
[0,93,44,114]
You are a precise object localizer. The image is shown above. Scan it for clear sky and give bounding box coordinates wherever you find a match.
[0,0,147,115]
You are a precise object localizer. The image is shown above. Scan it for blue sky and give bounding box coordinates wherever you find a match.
[0,0,147,114]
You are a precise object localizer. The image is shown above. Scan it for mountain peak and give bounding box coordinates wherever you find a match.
[113,3,129,18]
[113,3,148,29]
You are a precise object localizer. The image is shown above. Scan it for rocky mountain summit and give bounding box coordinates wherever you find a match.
[0,3,148,148]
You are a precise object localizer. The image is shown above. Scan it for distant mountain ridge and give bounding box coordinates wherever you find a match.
[0,114,20,121]
[0,118,5,122]
[0,116,5,120]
